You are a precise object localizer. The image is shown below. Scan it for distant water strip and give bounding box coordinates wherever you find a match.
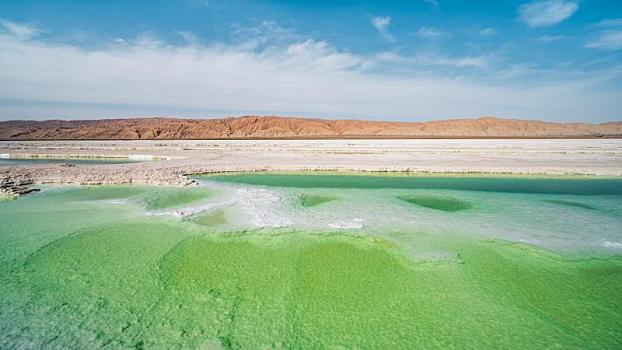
[203,173,622,195]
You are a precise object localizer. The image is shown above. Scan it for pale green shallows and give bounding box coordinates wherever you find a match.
[0,175,621,349]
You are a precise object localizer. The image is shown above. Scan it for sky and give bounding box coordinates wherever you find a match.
[0,0,621,122]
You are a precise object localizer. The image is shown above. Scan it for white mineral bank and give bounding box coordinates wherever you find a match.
[128,154,154,161]
[1,139,621,188]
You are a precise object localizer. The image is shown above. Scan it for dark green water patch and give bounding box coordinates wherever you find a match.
[204,173,622,195]
[300,194,336,207]
[544,199,596,210]
[398,195,472,212]
[188,210,227,227]
[142,188,212,210]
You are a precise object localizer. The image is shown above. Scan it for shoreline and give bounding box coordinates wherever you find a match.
[196,169,622,179]
[3,166,621,199]
[2,138,621,197]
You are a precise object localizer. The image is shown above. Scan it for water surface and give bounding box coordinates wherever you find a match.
[206,173,622,195]
[1,174,621,349]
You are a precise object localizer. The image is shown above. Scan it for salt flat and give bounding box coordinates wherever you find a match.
[1,139,622,194]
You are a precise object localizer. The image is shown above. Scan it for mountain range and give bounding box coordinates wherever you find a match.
[1,116,621,140]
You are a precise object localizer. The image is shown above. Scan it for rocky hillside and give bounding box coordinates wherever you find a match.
[1,116,621,139]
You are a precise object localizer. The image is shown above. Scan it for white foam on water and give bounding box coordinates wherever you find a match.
[146,181,293,228]
[153,179,622,253]
[328,218,364,229]
[233,187,293,228]
[604,241,622,249]
[144,198,235,218]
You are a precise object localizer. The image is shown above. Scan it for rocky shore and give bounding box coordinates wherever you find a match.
[0,177,39,197]
[0,163,196,197]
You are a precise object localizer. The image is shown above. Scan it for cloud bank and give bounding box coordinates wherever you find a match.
[0,21,620,122]
[586,19,622,51]
[519,0,578,27]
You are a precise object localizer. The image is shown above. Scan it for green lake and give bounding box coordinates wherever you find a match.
[0,174,621,349]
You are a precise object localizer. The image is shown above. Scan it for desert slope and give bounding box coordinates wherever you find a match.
[1,116,621,140]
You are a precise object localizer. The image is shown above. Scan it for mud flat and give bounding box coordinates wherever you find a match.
[1,139,621,196]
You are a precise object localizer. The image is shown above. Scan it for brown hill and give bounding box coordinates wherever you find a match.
[1,116,621,140]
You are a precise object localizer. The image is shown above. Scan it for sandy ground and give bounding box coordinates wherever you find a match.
[2,139,622,194]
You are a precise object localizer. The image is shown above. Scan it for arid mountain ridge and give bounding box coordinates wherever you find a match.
[1,116,621,140]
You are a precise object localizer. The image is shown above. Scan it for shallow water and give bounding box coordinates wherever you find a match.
[397,194,472,212]
[299,194,336,207]
[208,173,622,195]
[0,174,621,348]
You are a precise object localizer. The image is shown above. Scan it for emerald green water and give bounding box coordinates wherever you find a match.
[543,199,597,210]
[188,210,227,227]
[299,194,336,207]
[207,173,622,195]
[1,174,621,348]
[142,187,212,210]
[398,195,472,212]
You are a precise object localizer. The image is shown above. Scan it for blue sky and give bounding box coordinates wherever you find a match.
[0,0,621,122]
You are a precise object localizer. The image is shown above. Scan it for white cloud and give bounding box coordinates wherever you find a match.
[0,20,40,40]
[416,27,444,38]
[586,30,622,51]
[597,18,622,28]
[518,0,578,27]
[0,22,620,121]
[479,28,497,36]
[233,21,301,50]
[376,51,491,69]
[284,40,362,71]
[176,31,199,44]
[448,56,490,69]
[586,18,622,51]
[535,34,567,42]
[371,16,395,42]
[188,0,209,8]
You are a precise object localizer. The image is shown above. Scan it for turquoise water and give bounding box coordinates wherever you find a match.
[0,174,621,348]
[206,173,622,195]
[0,158,140,166]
